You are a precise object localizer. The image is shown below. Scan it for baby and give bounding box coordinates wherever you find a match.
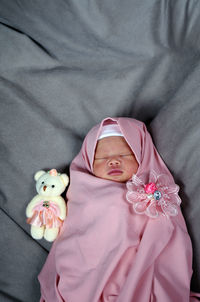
[93,124,138,183]
[39,117,199,302]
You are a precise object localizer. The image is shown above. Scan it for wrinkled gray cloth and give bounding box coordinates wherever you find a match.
[0,0,199,301]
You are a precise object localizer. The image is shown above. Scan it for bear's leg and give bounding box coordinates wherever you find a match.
[44,227,59,242]
[31,225,45,240]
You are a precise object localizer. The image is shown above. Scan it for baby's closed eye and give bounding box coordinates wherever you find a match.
[94,154,133,161]
[120,154,133,157]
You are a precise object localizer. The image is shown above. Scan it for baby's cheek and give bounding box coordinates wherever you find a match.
[128,158,139,174]
[93,162,98,176]
[93,161,104,177]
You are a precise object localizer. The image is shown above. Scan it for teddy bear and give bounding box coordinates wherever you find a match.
[26,169,69,242]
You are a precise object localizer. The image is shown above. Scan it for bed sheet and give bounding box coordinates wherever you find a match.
[0,0,200,301]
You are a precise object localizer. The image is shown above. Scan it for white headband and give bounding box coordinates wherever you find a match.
[98,124,124,140]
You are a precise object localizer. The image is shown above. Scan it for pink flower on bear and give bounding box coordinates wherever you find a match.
[126,170,181,218]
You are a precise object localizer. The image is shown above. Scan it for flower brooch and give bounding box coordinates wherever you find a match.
[126,170,181,218]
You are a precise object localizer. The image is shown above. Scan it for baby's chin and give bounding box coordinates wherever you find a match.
[94,171,131,183]
[105,173,130,183]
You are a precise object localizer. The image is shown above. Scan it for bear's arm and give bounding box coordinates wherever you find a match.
[26,195,41,218]
[55,196,67,220]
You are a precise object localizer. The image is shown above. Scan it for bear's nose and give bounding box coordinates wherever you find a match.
[43,185,47,191]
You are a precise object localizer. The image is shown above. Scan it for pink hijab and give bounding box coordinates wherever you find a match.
[38,117,198,302]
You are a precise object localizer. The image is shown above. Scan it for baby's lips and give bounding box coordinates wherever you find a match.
[108,169,123,176]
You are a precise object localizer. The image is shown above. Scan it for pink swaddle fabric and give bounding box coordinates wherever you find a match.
[38,117,198,302]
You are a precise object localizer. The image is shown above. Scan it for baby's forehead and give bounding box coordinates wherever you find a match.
[95,136,133,154]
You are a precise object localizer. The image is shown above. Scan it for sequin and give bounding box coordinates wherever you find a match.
[154,190,162,200]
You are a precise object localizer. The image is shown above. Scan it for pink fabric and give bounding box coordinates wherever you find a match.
[38,117,199,302]
[27,201,63,228]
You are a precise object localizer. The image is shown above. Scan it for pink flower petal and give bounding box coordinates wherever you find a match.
[133,202,147,214]
[149,170,158,184]
[126,191,147,204]
[126,181,135,191]
[156,173,171,188]
[161,203,178,217]
[169,194,182,206]
[131,174,144,186]
[146,201,159,218]
[165,184,179,195]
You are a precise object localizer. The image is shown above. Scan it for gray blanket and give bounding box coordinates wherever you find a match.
[0,1,199,301]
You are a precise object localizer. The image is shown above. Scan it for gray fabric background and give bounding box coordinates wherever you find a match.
[0,0,199,301]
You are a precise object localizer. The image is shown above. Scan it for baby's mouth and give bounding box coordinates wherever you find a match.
[108,169,123,176]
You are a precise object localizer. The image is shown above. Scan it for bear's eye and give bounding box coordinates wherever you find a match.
[51,185,55,188]
[42,181,45,184]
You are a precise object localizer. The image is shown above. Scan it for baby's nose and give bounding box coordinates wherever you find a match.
[108,157,121,166]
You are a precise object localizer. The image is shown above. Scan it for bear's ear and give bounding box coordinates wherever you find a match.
[34,170,46,181]
[60,174,69,186]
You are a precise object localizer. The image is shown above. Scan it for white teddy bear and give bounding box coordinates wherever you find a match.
[26,169,69,242]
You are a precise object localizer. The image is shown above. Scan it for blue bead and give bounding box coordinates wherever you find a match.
[154,190,162,200]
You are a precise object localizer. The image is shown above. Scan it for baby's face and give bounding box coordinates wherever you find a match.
[93,136,139,183]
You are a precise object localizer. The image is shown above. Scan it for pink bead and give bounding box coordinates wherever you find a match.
[144,182,157,194]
